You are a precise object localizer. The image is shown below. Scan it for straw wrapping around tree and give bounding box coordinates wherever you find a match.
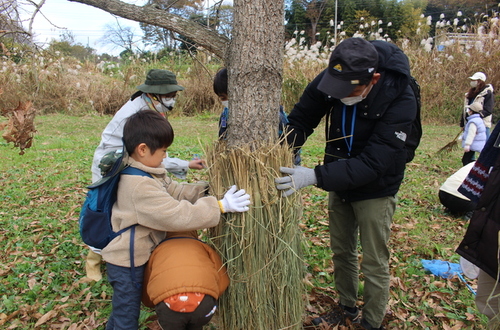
[206,142,305,329]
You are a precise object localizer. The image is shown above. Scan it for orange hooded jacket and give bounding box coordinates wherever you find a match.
[142,230,230,308]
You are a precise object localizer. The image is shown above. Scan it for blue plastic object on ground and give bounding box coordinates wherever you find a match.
[421,259,462,279]
[421,259,476,295]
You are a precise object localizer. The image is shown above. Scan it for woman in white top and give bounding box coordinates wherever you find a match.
[460,72,494,138]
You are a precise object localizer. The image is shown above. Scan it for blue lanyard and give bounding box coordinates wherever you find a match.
[341,104,356,156]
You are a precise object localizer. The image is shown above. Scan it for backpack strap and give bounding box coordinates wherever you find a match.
[119,166,152,289]
[129,226,142,289]
[121,166,153,178]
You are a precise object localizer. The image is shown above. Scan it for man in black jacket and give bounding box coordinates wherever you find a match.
[275,38,418,329]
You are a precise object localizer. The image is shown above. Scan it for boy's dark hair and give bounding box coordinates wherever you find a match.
[213,68,228,96]
[123,110,174,155]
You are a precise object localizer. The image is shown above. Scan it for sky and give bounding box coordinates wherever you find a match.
[23,0,231,56]
[22,0,153,55]
[23,0,148,55]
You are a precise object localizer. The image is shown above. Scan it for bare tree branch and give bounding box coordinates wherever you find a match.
[0,1,33,44]
[68,0,229,58]
[0,29,32,38]
[25,0,46,38]
[100,20,144,53]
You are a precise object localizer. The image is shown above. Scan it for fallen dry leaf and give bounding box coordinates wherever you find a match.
[34,309,58,327]
[1,101,37,155]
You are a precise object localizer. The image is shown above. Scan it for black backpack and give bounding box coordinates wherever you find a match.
[405,76,422,163]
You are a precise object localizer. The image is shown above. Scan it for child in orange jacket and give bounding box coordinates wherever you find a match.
[142,230,230,330]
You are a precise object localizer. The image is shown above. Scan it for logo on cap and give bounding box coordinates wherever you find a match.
[333,64,342,72]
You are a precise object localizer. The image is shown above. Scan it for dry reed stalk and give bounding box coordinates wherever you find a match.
[205,141,305,330]
[437,129,462,155]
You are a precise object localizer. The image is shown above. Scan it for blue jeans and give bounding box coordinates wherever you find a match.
[106,263,145,330]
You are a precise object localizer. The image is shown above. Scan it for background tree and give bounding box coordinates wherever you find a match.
[340,0,359,35]
[0,0,33,48]
[209,3,233,38]
[140,23,175,50]
[99,22,143,54]
[305,0,329,43]
[47,31,96,60]
[285,0,335,44]
[139,0,204,51]
[284,0,429,45]
[285,0,309,39]
[423,0,496,36]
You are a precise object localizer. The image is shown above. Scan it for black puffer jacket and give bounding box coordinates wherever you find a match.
[286,40,417,202]
[456,151,500,281]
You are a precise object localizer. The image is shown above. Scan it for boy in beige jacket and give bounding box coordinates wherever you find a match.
[103,110,250,330]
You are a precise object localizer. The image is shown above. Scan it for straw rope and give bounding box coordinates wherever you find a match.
[205,141,305,330]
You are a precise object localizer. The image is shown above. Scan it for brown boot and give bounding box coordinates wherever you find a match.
[85,249,103,281]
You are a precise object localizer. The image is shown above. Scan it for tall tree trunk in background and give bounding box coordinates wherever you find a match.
[225,0,283,147]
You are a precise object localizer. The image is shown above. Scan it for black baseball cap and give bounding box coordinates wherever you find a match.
[318,38,378,99]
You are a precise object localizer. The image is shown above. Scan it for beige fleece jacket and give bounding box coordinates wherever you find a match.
[101,159,220,267]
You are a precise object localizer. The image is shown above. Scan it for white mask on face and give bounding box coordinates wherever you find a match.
[161,97,175,111]
[470,80,478,88]
[221,100,229,108]
[340,84,372,106]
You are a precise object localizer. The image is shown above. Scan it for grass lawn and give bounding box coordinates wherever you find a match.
[0,113,487,329]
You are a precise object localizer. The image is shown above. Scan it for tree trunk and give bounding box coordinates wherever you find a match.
[68,0,229,58]
[209,3,303,330]
[226,0,284,148]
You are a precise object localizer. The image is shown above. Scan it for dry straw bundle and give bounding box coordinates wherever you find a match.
[205,141,305,330]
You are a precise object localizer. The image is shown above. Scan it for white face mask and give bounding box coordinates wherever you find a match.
[161,97,175,111]
[221,100,229,108]
[154,96,175,113]
[340,84,372,106]
[470,80,478,88]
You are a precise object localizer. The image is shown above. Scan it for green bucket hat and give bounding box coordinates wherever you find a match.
[136,69,185,94]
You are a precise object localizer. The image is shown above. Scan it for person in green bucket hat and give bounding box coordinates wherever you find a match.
[135,69,185,111]
[84,69,206,282]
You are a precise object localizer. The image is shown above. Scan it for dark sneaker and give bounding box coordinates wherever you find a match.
[312,304,360,326]
[360,318,384,330]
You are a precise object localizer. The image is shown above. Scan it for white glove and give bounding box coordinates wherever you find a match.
[275,166,317,197]
[219,185,251,213]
